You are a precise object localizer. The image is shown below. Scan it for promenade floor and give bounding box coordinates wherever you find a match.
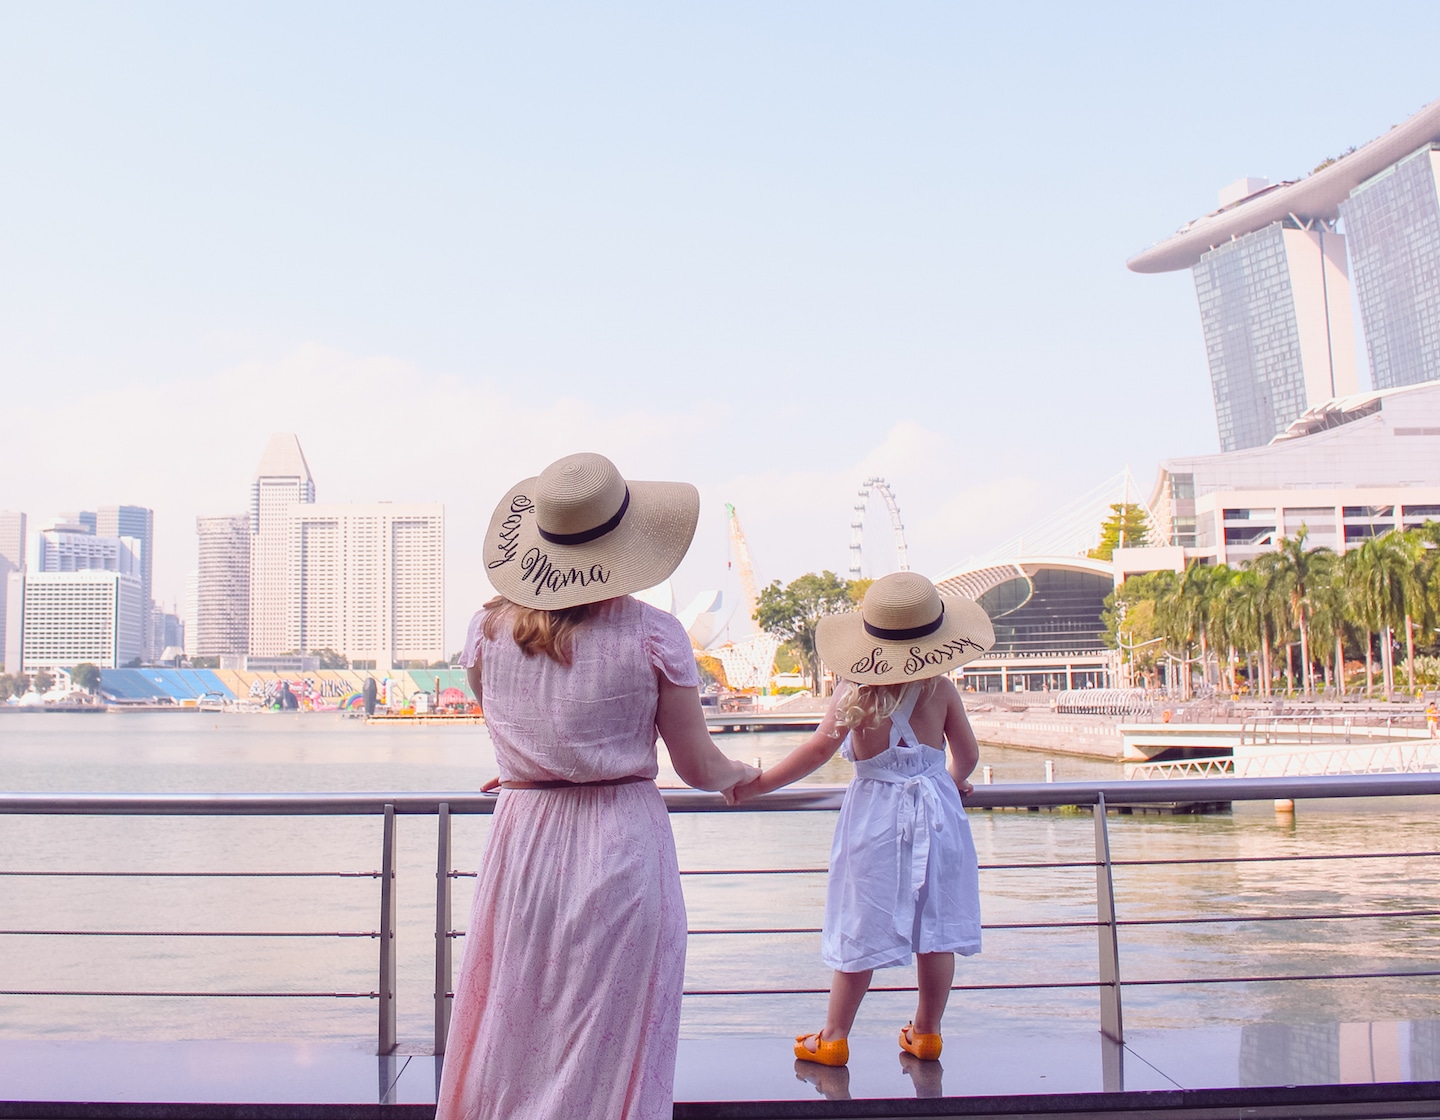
[4,1021,1440,1118]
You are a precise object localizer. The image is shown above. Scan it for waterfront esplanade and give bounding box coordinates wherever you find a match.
[1129,97,1440,452]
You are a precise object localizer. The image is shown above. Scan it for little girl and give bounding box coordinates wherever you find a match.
[729,571,994,1067]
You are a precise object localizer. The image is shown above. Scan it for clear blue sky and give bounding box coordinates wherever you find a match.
[3,2,1438,649]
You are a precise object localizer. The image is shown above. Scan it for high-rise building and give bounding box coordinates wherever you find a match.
[1192,222,1356,451]
[183,573,199,659]
[248,435,315,657]
[285,503,445,668]
[96,506,154,659]
[12,570,145,670]
[1130,98,1440,449]
[151,603,184,658]
[33,528,142,576]
[196,514,250,656]
[0,510,25,670]
[1339,144,1440,391]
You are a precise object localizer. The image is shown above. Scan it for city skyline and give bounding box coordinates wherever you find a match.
[5,5,1440,651]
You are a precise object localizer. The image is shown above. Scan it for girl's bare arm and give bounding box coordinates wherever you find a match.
[940,677,980,793]
[730,693,846,801]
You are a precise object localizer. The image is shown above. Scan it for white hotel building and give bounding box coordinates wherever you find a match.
[4,522,148,671]
[239,435,445,670]
[284,502,446,669]
[5,569,145,670]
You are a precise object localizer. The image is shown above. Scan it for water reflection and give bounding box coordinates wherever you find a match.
[1239,1020,1440,1085]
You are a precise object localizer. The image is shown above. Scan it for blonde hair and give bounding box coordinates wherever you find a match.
[481,595,598,665]
[834,679,932,733]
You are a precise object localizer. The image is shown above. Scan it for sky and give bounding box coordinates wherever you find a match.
[3,2,1439,652]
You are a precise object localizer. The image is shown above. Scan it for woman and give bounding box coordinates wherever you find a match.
[436,452,756,1120]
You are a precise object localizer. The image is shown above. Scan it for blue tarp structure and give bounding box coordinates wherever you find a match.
[99,669,235,703]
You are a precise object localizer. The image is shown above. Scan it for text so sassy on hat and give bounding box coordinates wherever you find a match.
[484,452,700,610]
[815,571,995,686]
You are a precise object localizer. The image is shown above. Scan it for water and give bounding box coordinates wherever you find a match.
[1,713,1438,1050]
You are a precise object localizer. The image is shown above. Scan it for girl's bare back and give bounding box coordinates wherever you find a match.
[848,678,962,761]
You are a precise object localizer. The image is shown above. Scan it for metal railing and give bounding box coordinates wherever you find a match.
[3,773,1439,1057]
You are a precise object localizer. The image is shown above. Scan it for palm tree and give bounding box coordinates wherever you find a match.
[1163,562,1221,699]
[1345,536,1410,699]
[1393,528,1436,695]
[1218,565,1261,695]
[1251,552,1292,698]
[1206,565,1242,695]
[1306,550,1349,695]
[1272,528,1331,695]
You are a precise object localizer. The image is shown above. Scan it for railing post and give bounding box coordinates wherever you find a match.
[378,803,397,1055]
[434,802,453,1055]
[1094,793,1124,1043]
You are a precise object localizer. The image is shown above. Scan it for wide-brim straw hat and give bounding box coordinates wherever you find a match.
[815,571,995,685]
[484,452,700,610]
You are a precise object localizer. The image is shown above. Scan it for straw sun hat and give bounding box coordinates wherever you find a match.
[484,452,700,610]
[815,571,995,686]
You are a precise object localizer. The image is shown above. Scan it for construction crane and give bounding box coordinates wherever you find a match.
[718,503,779,691]
[725,502,761,626]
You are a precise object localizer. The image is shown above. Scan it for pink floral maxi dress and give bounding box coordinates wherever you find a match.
[435,596,697,1120]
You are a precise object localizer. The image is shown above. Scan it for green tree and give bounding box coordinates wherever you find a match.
[1344,537,1409,698]
[1393,528,1437,693]
[71,663,102,694]
[309,648,350,670]
[1272,528,1332,695]
[1159,561,1228,698]
[1088,503,1153,561]
[33,669,55,694]
[0,673,25,701]
[1101,570,1176,687]
[1306,550,1350,694]
[754,571,855,692]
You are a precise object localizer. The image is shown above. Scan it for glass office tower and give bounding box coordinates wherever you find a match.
[1192,222,1357,452]
[1340,144,1440,390]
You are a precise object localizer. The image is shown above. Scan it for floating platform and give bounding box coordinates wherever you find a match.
[978,799,1232,816]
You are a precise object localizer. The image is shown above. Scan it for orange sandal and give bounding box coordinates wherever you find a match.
[899,1022,942,1061]
[794,1031,849,1066]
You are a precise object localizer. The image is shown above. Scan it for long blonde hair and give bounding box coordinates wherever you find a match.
[834,678,931,733]
[481,595,598,665]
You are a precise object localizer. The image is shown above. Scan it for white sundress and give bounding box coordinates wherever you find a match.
[821,682,982,973]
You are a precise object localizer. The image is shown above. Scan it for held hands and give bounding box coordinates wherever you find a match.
[722,765,764,806]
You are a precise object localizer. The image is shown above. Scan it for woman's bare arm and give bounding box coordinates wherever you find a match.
[656,680,758,792]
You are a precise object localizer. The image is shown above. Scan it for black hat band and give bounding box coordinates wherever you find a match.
[864,605,945,642]
[537,487,631,546]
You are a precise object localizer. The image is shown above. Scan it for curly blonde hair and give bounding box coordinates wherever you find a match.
[481,595,599,665]
[833,679,932,733]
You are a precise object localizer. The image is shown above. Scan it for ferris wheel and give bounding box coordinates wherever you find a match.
[848,477,910,580]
